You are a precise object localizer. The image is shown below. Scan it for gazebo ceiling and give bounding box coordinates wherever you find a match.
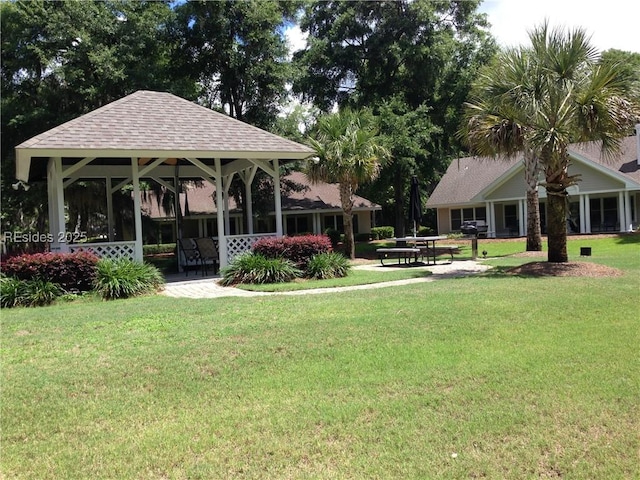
[15,90,314,182]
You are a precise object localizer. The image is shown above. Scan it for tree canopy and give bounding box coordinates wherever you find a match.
[293,0,496,234]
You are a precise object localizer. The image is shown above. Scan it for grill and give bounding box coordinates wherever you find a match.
[460,220,488,237]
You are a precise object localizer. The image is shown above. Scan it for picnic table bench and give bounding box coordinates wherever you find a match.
[376,247,421,266]
[423,245,460,261]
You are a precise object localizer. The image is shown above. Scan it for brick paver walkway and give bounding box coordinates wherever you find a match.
[161,260,491,299]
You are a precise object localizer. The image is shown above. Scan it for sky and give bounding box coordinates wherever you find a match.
[286,0,640,55]
[479,0,640,53]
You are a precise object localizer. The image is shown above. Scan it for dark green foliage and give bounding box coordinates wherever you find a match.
[0,252,98,292]
[219,252,302,286]
[305,252,350,280]
[371,226,394,240]
[1,276,62,308]
[418,226,435,236]
[143,243,177,256]
[94,259,164,300]
[295,1,497,235]
[324,228,341,248]
[355,233,372,242]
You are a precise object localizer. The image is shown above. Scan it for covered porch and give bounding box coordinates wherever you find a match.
[14,90,314,268]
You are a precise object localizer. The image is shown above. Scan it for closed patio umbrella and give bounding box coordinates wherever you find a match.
[408,175,422,236]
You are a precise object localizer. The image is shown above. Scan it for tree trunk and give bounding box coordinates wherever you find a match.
[393,167,405,238]
[339,182,356,259]
[523,151,542,251]
[546,189,568,262]
[526,189,542,251]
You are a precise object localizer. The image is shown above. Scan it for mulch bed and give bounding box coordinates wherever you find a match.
[507,260,623,277]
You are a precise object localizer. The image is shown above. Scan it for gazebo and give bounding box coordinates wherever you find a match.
[14,90,315,268]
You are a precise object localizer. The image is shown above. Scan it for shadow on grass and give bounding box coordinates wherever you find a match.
[614,232,640,245]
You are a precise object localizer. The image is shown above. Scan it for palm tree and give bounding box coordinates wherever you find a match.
[307,109,390,259]
[462,46,544,251]
[463,22,637,262]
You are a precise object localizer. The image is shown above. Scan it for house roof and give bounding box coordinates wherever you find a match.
[15,90,314,182]
[426,135,640,208]
[142,171,381,218]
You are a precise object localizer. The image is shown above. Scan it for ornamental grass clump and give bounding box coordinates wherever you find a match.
[306,252,351,279]
[94,259,164,300]
[219,252,302,286]
[0,276,62,308]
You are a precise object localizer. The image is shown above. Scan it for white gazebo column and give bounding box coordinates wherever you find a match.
[273,159,283,236]
[215,159,228,268]
[243,166,257,234]
[106,176,115,242]
[130,158,144,261]
[223,173,234,236]
[47,157,68,253]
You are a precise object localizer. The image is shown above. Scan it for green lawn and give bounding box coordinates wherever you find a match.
[2,234,639,479]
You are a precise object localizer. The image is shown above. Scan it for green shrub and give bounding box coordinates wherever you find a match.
[324,228,341,248]
[1,276,62,308]
[94,259,164,300]
[418,226,435,236]
[143,243,177,256]
[371,226,394,240]
[355,232,372,242]
[1,276,27,308]
[219,252,302,286]
[305,252,351,280]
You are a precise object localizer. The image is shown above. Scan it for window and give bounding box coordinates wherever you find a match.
[286,215,310,235]
[504,205,518,233]
[451,207,485,231]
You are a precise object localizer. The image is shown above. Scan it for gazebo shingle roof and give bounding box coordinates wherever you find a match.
[16,90,314,156]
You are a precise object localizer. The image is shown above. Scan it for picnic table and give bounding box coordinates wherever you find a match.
[376,236,450,266]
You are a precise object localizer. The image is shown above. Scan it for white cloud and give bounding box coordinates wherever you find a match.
[479,0,640,53]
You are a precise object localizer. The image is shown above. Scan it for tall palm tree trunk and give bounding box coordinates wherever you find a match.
[339,182,356,259]
[523,151,542,251]
[546,189,569,262]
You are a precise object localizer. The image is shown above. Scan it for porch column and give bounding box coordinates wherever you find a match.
[578,194,586,233]
[519,199,526,236]
[624,191,633,231]
[215,159,228,268]
[487,201,496,238]
[47,157,68,253]
[131,158,143,261]
[313,212,321,234]
[619,192,626,232]
[584,194,591,233]
[273,159,283,236]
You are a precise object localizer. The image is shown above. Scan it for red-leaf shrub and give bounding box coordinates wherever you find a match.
[1,251,99,292]
[252,235,332,268]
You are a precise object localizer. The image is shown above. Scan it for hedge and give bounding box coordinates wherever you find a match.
[1,251,99,292]
[252,235,332,268]
[371,226,394,240]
